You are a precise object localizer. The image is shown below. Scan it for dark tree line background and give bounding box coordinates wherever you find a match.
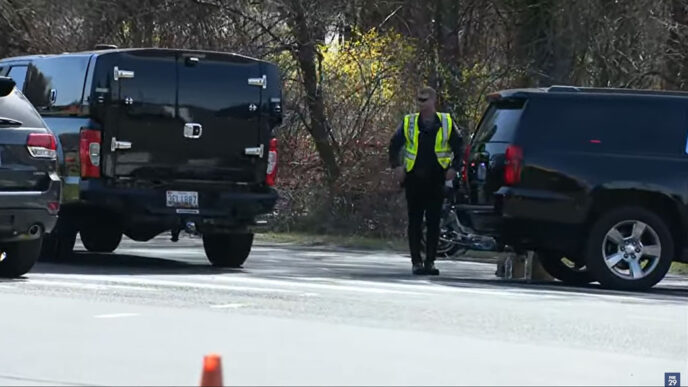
[2,0,688,237]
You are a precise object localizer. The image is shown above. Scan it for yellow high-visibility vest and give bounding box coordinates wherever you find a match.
[403,112,453,172]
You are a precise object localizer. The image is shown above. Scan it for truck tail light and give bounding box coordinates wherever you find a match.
[461,144,471,183]
[266,138,278,186]
[79,128,101,179]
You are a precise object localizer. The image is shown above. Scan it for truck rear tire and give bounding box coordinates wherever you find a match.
[0,239,42,277]
[203,233,254,268]
[80,225,122,253]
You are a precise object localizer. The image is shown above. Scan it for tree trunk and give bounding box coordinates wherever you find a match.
[285,0,340,188]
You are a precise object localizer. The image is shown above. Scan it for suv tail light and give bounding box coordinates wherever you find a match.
[504,144,523,186]
[27,133,57,159]
[266,138,278,186]
[79,128,101,179]
[461,144,471,183]
[47,201,60,215]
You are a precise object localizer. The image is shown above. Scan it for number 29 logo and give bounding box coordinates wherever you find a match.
[666,373,681,387]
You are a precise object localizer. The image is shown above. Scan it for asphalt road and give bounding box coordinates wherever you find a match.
[0,235,686,386]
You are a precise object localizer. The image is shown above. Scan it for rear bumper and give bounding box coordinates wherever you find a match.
[0,179,61,242]
[79,181,278,233]
[458,186,586,254]
[456,204,503,236]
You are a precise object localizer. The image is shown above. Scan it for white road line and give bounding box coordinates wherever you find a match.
[28,273,660,302]
[203,275,523,296]
[29,275,313,296]
[210,303,246,309]
[289,277,338,282]
[210,276,661,302]
[94,313,139,319]
[26,279,155,292]
[28,273,531,297]
[202,276,476,296]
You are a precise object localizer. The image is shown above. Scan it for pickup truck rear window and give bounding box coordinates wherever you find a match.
[472,99,526,144]
[24,56,90,113]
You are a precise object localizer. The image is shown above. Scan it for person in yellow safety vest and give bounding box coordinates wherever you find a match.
[388,86,464,275]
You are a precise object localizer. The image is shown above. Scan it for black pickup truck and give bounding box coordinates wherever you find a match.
[0,48,282,268]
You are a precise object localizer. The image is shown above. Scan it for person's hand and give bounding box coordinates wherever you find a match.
[394,166,406,186]
[445,168,457,181]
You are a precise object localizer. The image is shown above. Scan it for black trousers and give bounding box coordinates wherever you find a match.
[404,173,445,264]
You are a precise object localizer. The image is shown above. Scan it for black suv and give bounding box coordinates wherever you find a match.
[0,48,282,267]
[460,86,688,291]
[0,77,61,277]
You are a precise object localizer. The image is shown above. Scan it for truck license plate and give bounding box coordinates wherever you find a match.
[166,191,199,208]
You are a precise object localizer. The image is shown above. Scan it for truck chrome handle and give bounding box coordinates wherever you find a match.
[244,145,264,157]
[113,66,135,81]
[183,123,203,139]
[248,75,267,89]
[111,137,132,152]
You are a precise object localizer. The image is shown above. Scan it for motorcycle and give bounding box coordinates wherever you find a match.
[420,178,497,257]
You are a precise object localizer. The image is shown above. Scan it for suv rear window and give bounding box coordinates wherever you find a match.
[7,66,28,92]
[527,96,686,155]
[0,90,46,128]
[472,99,526,144]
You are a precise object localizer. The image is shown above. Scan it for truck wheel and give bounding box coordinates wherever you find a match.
[40,221,77,262]
[203,233,254,268]
[585,207,673,291]
[80,225,123,253]
[536,250,594,285]
[0,239,43,277]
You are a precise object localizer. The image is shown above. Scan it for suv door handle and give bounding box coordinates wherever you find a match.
[111,137,132,151]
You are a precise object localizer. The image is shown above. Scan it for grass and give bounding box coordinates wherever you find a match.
[257,232,407,252]
[257,232,503,262]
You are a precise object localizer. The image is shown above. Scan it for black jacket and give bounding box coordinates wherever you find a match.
[388,113,464,180]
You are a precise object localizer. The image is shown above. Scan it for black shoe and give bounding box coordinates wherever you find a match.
[412,262,426,275]
[424,261,440,276]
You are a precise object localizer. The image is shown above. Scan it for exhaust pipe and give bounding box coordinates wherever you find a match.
[28,224,41,237]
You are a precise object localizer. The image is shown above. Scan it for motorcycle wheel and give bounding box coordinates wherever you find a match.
[420,224,463,258]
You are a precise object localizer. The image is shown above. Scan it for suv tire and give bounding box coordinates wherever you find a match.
[0,239,43,277]
[39,221,77,262]
[585,207,673,291]
[80,223,122,253]
[536,250,594,285]
[203,233,254,268]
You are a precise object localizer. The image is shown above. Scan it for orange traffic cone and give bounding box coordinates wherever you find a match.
[200,353,223,387]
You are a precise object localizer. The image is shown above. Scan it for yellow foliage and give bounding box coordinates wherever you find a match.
[319,28,415,104]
